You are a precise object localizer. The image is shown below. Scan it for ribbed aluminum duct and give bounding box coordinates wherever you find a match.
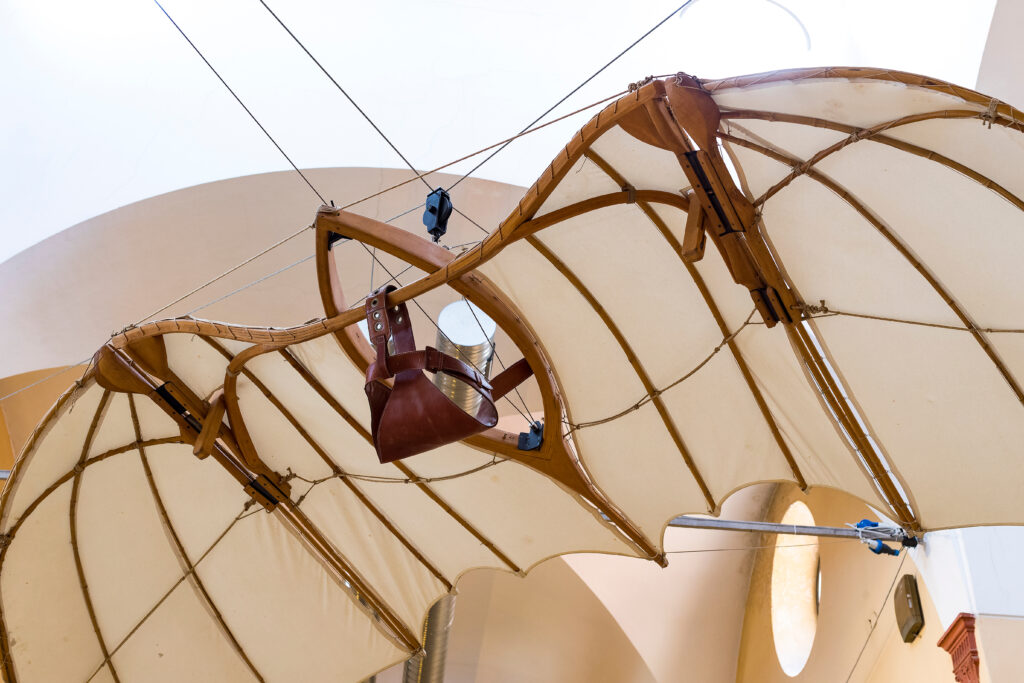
[432,300,496,414]
[403,595,457,683]
[401,302,495,683]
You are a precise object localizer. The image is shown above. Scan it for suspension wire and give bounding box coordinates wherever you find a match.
[253,0,535,418]
[0,361,92,403]
[355,240,534,424]
[255,0,489,236]
[125,89,624,330]
[132,225,310,325]
[153,0,327,205]
[7,5,681,406]
[462,296,536,424]
[187,252,315,317]
[844,553,907,682]
[446,0,697,192]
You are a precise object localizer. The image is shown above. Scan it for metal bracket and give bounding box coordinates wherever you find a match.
[517,421,544,451]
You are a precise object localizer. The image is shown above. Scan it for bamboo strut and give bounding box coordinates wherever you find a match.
[273,346,522,574]
[69,390,122,683]
[202,339,453,590]
[583,150,807,491]
[527,236,717,512]
[128,395,266,682]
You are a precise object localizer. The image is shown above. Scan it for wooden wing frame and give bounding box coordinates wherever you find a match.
[4,66,1024,681]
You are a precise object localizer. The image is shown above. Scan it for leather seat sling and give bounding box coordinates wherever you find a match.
[364,286,534,463]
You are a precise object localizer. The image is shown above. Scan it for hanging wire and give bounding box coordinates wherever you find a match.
[446,0,698,192]
[153,0,327,205]
[249,0,691,423]
[843,553,908,682]
[6,2,695,405]
[128,89,625,329]
[355,241,536,424]
[0,362,92,403]
[255,0,490,236]
[566,309,757,435]
[461,296,536,424]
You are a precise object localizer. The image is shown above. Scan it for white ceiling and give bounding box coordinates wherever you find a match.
[0,0,996,263]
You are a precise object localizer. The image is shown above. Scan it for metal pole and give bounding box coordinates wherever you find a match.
[667,516,908,543]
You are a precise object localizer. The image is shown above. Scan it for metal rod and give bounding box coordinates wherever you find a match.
[667,516,906,542]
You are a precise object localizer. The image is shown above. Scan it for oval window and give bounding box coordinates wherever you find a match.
[771,501,819,676]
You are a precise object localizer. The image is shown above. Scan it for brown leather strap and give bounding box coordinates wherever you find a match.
[490,358,533,400]
[378,347,492,391]
[365,285,416,372]
[363,285,538,462]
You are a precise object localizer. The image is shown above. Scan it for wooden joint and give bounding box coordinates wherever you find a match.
[681,200,707,263]
[192,389,225,459]
[243,473,289,513]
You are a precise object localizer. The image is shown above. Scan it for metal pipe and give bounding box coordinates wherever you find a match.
[403,595,457,683]
[432,301,496,414]
[399,302,494,683]
[667,516,908,542]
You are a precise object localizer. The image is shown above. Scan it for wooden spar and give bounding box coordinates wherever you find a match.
[527,235,716,512]
[93,345,420,652]
[202,338,453,590]
[786,322,917,528]
[273,502,422,652]
[315,225,375,374]
[689,130,919,527]
[68,390,122,683]
[107,81,669,359]
[582,149,807,491]
[128,395,267,682]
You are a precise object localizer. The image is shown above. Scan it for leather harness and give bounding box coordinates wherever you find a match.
[364,286,533,463]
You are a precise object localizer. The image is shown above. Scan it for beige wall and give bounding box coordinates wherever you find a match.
[444,558,657,683]
[0,366,84,472]
[737,485,955,683]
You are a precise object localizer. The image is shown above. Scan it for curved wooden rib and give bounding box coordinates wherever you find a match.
[315,227,376,373]
[128,395,265,682]
[583,150,807,491]
[1,437,183,546]
[202,338,453,590]
[309,210,664,562]
[748,109,983,206]
[109,80,668,360]
[219,372,420,652]
[69,390,122,683]
[275,344,520,574]
[722,109,1024,214]
[526,236,715,511]
[703,66,1024,130]
[721,131,1024,410]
